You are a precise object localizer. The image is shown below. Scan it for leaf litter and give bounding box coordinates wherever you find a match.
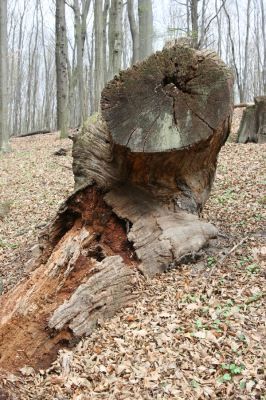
[0,125,265,399]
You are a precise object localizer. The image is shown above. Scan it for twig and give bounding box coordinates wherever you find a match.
[206,236,249,278]
[217,236,249,267]
[52,161,72,171]
[245,292,265,305]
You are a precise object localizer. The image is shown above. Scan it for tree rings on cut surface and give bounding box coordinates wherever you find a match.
[102,46,233,152]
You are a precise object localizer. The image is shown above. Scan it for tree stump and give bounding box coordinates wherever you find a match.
[0,45,234,372]
[237,96,266,143]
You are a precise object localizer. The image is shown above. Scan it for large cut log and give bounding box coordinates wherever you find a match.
[237,96,266,143]
[0,45,234,372]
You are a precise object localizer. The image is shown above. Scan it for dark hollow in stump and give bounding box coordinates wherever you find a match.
[237,96,266,143]
[0,45,234,372]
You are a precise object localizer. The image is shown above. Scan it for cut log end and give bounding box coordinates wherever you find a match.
[101,45,233,153]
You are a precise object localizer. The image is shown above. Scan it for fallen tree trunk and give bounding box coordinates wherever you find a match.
[237,96,266,143]
[234,102,254,108]
[18,129,52,138]
[0,45,234,372]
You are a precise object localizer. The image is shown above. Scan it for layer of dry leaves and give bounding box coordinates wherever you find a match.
[0,120,265,399]
[0,134,74,292]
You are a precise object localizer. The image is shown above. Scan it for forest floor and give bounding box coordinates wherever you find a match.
[0,115,265,399]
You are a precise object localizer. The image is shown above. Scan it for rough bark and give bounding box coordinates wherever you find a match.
[0,45,233,372]
[237,96,266,143]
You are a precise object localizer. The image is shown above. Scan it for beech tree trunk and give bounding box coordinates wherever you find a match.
[237,96,266,143]
[108,0,123,80]
[0,45,233,372]
[138,0,153,60]
[93,0,104,111]
[190,0,199,48]
[55,0,69,138]
[0,0,9,152]
[127,0,140,64]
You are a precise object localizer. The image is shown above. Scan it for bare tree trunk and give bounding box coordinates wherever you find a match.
[223,3,243,102]
[25,3,38,134]
[31,7,39,131]
[103,0,110,82]
[0,0,9,151]
[55,0,69,138]
[260,0,266,95]
[190,0,199,48]
[199,0,206,48]
[94,0,104,111]
[0,45,234,372]
[242,0,251,101]
[215,0,222,57]
[138,0,153,60]
[86,29,94,114]
[73,0,91,125]
[13,6,26,135]
[8,11,15,136]
[40,0,50,130]
[122,10,130,69]
[108,0,123,80]
[186,0,190,35]
[127,0,139,64]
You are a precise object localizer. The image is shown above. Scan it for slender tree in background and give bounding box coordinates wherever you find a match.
[55,0,69,138]
[94,0,104,111]
[127,0,139,63]
[103,0,110,82]
[108,0,123,80]
[73,0,91,125]
[242,0,251,101]
[13,3,27,135]
[0,0,9,151]
[190,0,199,48]
[260,0,266,94]
[138,0,153,60]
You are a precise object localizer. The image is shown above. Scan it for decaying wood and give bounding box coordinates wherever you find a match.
[0,186,138,371]
[237,96,266,143]
[0,44,234,372]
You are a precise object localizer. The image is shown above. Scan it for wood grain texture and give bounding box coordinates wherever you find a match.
[102,46,233,152]
[49,255,137,337]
